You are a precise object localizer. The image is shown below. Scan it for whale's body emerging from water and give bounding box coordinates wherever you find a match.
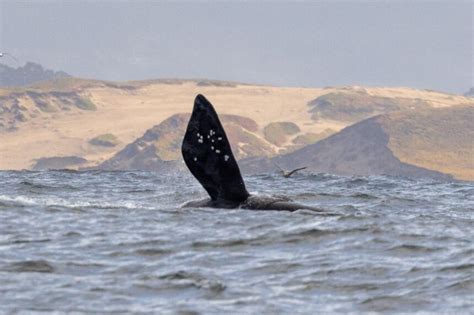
[181,94,320,212]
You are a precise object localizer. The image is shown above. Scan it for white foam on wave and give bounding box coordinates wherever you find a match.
[0,194,155,210]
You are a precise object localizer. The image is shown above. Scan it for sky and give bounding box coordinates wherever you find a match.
[0,1,472,94]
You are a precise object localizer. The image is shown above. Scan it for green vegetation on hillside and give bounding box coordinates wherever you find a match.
[292,129,335,145]
[309,90,431,122]
[263,122,301,146]
[32,156,87,170]
[89,133,119,147]
[196,80,237,88]
[75,97,97,110]
[0,89,98,130]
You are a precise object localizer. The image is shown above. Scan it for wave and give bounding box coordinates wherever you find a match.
[0,194,155,210]
[439,263,474,272]
[444,279,474,291]
[190,226,373,249]
[350,193,378,199]
[153,270,226,293]
[2,260,55,273]
[10,238,51,245]
[18,180,78,192]
[303,192,379,199]
[19,181,51,189]
[134,248,173,256]
[388,244,443,254]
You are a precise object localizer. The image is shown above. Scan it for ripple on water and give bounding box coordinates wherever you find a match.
[439,263,474,272]
[10,238,52,245]
[350,193,379,199]
[135,270,226,295]
[3,260,55,273]
[133,248,173,257]
[63,231,82,237]
[165,273,226,294]
[360,295,432,313]
[444,279,474,291]
[0,170,473,313]
[387,244,445,255]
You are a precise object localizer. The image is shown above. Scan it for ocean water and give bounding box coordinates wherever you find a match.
[0,170,472,314]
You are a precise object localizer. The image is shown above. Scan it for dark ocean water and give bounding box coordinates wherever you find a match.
[0,170,473,314]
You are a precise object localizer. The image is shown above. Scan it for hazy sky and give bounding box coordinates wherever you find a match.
[0,1,472,93]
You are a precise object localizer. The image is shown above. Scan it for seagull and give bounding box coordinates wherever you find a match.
[274,163,308,178]
[0,52,19,63]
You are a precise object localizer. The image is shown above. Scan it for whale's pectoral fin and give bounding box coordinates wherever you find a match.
[181,94,249,203]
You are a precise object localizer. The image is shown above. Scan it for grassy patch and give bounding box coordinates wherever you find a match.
[293,129,335,145]
[196,80,237,88]
[89,133,119,147]
[33,156,87,170]
[75,97,97,110]
[308,91,431,122]
[34,99,57,112]
[263,122,300,146]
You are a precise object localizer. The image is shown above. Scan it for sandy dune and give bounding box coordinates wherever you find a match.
[0,80,471,170]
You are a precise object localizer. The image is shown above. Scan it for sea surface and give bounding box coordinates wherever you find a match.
[0,170,473,314]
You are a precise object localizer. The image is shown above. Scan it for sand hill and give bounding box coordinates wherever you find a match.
[0,77,472,179]
[242,105,473,181]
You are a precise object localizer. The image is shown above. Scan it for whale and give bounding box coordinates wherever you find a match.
[181,94,322,212]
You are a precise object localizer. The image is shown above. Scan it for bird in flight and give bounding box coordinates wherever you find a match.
[274,163,308,178]
[0,52,19,63]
